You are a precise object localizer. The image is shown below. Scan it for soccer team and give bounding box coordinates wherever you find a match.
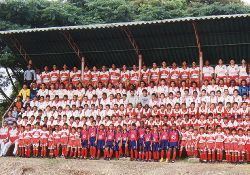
[0,59,249,163]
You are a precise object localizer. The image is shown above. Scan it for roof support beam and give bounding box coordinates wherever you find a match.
[8,35,30,64]
[120,26,143,77]
[192,22,203,86]
[61,31,86,65]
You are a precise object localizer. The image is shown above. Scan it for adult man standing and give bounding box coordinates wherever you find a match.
[24,64,36,87]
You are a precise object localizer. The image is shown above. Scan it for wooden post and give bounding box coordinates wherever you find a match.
[199,51,203,85]
[81,57,85,81]
[138,54,142,78]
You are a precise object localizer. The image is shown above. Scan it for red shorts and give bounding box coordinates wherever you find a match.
[203,76,212,81]
[231,143,238,151]
[32,138,40,144]
[198,143,206,150]
[68,140,78,147]
[215,142,224,150]
[238,145,245,152]
[228,76,238,81]
[60,137,68,146]
[48,140,54,149]
[224,143,231,151]
[18,139,24,147]
[207,143,215,150]
[245,144,250,152]
[24,138,31,146]
[40,138,48,146]
[180,140,187,147]
[54,138,61,146]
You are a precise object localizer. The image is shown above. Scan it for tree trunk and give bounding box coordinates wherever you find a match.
[5,67,18,93]
[0,87,11,102]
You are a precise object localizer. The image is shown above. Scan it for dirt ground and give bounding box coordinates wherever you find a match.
[0,157,249,175]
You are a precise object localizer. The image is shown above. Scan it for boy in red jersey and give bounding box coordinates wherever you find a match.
[167,124,180,163]
[60,123,69,157]
[114,125,122,160]
[197,127,207,162]
[105,124,115,160]
[179,127,187,158]
[67,127,79,158]
[18,126,25,157]
[52,125,61,157]
[246,129,250,163]
[129,123,138,161]
[237,128,246,163]
[231,128,239,163]
[152,125,160,162]
[138,122,145,161]
[48,129,54,158]
[96,124,106,159]
[32,123,41,157]
[144,126,152,161]
[224,128,232,163]
[80,124,88,159]
[23,124,32,158]
[121,124,128,157]
[88,120,97,159]
[206,127,216,162]
[40,125,49,157]
[160,124,169,162]
[214,126,225,162]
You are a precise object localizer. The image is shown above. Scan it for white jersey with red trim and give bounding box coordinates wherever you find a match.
[239,65,248,77]
[150,68,160,80]
[109,68,120,81]
[120,70,130,82]
[91,71,99,82]
[215,65,227,77]
[179,67,190,79]
[203,66,214,78]
[227,65,239,77]
[170,67,180,79]
[99,71,110,82]
[141,69,150,81]
[130,70,139,82]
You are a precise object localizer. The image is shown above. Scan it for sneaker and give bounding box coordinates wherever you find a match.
[171,160,175,163]
[160,158,164,162]
[165,159,169,163]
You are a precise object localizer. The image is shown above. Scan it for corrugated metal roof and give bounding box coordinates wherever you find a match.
[0,14,249,69]
[0,14,249,34]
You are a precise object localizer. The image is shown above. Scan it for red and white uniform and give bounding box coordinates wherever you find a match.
[237,135,246,153]
[197,133,207,150]
[206,133,215,150]
[159,67,170,80]
[150,68,160,83]
[32,129,41,146]
[227,65,239,79]
[170,67,180,80]
[120,70,130,83]
[179,67,190,80]
[50,70,60,83]
[60,70,70,84]
[215,132,225,150]
[60,129,69,146]
[99,71,110,84]
[91,71,99,84]
[109,68,120,85]
[130,70,139,84]
[70,70,81,85]
[215,65,227,79]
[239,65,249,80]
[40,130,49,146]
[190,67,200,81]
[203,66,214,81]
[141,69,150,83]
[53,131,61,145]
[41,71,50,84]
[82,70,91,84]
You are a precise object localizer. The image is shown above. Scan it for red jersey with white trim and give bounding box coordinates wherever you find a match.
[120,70,130,82]
[169,130,180,142]
[41,71,50,84]
[107,130,115,141]
[60,70,70,83]
[179,67,190,79]
[128,129,138,141]
[170,67,180,80]
[150,68,160,81]
[8,128,19,143]
[70,70,81,83]
[160,67,170,79]
[91,71,99,83]
[141,69,150,82]
[99,71,110,83]
[97,129,106,140]
[190,67,200,79]
[50,70,60,83]
[130,70,139,82]
[109,68,120,82]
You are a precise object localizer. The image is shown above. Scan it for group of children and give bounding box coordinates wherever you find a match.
[1,120,249,164]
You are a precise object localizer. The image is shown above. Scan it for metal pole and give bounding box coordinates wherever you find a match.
[199,51,203,85]
[81,57,85,81]
[138,54,142,78]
